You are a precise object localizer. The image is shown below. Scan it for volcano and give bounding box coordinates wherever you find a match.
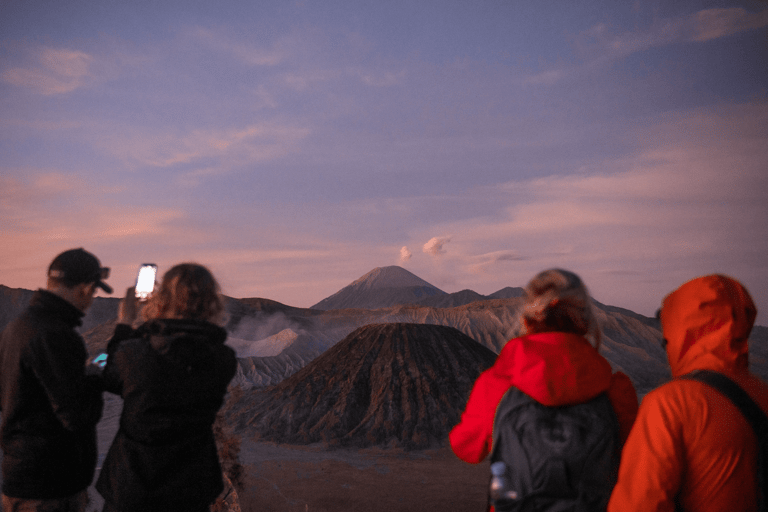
[234,323,496,449]
[311,266,446,310]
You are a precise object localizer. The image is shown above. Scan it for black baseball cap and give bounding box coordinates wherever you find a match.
[48,248,113,294]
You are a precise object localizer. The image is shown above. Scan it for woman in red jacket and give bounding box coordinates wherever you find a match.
[450,269,638,508]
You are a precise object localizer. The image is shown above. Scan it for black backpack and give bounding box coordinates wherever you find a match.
[680,370,768,512]
[489,387,621,512]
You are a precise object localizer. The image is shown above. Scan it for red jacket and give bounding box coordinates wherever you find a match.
[608,275,768,512]
[450,331,638,464]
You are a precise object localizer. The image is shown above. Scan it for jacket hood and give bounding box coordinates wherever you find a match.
[143,318,227,355]
[660,274,756,377]
[494,331,614,406]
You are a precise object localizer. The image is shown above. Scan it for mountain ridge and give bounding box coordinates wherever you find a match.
[3,266,766,402]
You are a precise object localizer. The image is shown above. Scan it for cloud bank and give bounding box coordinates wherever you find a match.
[0,2,766,324]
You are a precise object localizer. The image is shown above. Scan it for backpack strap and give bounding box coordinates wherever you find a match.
[490,386,533,460]
[680,370,768,437]
[680,369,768,512]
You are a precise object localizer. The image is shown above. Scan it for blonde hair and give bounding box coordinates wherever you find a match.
[520,268,601,349]
[142,263,224,324]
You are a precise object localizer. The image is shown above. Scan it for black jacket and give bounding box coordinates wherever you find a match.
[0,290,103,499]
[96,318,237,511]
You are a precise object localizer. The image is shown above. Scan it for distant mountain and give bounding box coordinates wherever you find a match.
[229,323,497,449]
[417,289,486,308]
[487,287,527,300]
[310,266,525,310]
[417,287,526,308]
[311,266,446,310]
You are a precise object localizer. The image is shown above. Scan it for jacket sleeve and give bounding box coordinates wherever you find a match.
[26,328,103,432]
[101,324,137,396]
[607,371,638,444]
[449,368,510,464]
[607,388,683,512]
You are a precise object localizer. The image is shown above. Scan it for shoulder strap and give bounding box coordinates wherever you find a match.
[681,370,768,512]
[680,369,768,439]
[490,386,531,455]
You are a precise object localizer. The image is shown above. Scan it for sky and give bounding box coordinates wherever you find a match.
[1,0,767,324]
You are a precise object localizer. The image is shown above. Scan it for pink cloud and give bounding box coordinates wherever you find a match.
[690,8,768,42]
[3,47,93,95]
[102,123,311,169]
[191,27,286,66]
[577,8,768,63]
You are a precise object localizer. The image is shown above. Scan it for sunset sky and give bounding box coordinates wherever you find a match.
[2,1,767,323]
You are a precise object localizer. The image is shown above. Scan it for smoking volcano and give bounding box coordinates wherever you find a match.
[234,323,496,449]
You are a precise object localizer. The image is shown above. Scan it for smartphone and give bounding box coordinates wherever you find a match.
[134,263,158,300]
[92,353,108,368]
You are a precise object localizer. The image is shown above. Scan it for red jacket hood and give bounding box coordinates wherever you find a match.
[493,331,614,406]
[660,274,756,378]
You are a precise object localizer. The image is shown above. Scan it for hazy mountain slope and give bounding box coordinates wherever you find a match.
[218,295,671,395]
[230,323,497,449]
[591,302,669,394]
[0,285,34,329]
[232,331,328,388]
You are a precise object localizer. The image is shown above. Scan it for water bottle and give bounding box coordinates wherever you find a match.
[489,461,518,511]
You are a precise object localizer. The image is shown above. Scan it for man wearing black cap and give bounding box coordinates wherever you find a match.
[0,248,111,511]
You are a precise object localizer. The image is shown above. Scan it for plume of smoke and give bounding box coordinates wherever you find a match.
[398,246,412,264]
[224,312,310,357]
[423,236,451,257]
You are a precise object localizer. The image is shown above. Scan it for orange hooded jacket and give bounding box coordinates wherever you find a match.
[608,275,768,512]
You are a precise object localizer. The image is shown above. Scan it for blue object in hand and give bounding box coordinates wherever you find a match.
[92,353,108,368]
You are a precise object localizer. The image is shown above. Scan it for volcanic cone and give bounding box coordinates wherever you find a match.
[240,323,496,449]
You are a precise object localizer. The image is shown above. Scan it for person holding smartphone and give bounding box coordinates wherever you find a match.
[0,248,110,512]
[96,263,237,512]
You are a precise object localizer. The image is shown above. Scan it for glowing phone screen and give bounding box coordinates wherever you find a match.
[135,264,158,300]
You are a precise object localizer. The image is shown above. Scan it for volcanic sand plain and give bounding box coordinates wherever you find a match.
[62,395,488,512]
[236,440,489,512]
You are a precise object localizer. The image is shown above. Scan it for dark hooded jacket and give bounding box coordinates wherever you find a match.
[95,318,237,511]
[0,290,103,499]
[608,275,768,512]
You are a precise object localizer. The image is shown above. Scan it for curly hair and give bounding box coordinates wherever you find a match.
[141,263,224,324]
[520,268,601,349]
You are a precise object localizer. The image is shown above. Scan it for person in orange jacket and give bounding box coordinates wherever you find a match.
[608,274,768,512]
[450,269,638,500]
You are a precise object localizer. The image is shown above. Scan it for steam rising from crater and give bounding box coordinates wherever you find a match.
[398,246,412,264]
[423,236,451,257]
